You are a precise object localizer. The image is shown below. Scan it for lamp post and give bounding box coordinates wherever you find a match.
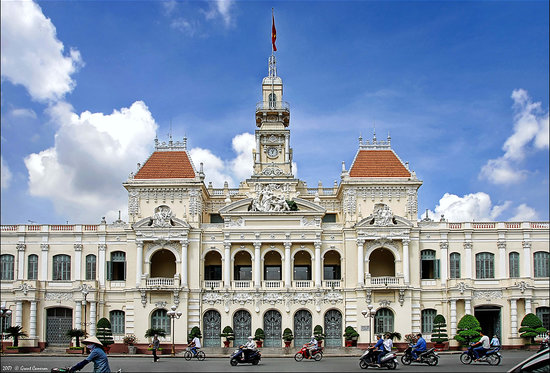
[80,284,91,335]
[166,305,182,356]
[361,304,375,346]
[1,304,12,354]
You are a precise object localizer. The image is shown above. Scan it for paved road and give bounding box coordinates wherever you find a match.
[0,351,534,372]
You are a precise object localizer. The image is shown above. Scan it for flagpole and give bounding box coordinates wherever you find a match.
[271,8,275,108]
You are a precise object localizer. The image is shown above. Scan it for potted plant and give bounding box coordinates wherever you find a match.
[220,326,235,348]
[5,325,28,352]
[96,318,114,353]
[254,328,265,348]
[519,313,547,348]
[123,334,137,354]
[343,326,359,347]
[431,314,449,350]
[454,314,481,346]
[314,325,326,348]
[65,328,86,353]
[188,326,202,341]
[282,328,294,348]
[144,328,166,354]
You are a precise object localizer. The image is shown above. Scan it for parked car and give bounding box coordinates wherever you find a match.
[507,347,549,373]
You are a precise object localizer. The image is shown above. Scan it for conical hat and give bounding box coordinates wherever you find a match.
[82,336,103,346]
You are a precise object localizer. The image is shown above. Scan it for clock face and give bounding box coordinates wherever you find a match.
[267,147,279,158]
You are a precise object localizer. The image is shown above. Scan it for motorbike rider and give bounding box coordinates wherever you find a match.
[305,335,319,359]
[370,335,384,362]
[472,331,490,361]
[69,336,111,373]
[377,333,393,366]
[411,333,427,361]
[242,335,257,361]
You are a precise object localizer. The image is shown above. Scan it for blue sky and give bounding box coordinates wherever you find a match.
[1,0,548,225]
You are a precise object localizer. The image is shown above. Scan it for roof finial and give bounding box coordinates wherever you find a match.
[387,131,391,145]
[183,134,187,150]
[359,133,363,145]
[373,121,377,143]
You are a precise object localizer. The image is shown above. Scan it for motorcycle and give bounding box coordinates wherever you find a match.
[460,344,501,366]
[401,344,439,366]
[359,347,398,370]
[229,345,261,366]
[539,339,549,352]
[294,344,323,361]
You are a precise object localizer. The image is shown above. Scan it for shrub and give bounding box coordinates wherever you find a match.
[431,314,449,343]
[254,328,265,341]
[220,326,235,341]
[96,318,114,346]
[343,326,359,340]
[123,334,137,345]
[66,328,86,347]
[387,332,401,341]
[282,328,294,342]
[454,314,481,345]
[144,328,166,338]
[404,333,415,344]
[5,325,28,347]
[188,326,202,341]
[314,325,326,341]
[519,313,547,344]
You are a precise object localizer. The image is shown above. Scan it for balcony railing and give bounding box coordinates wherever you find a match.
[323,280,341,288]
[255,101,290,112]
[146,277,175,287]
[233,280,252,289]
[263,280,283,288]
[293,280,313,288]
[204,280,222,289]
[369,276,401,287]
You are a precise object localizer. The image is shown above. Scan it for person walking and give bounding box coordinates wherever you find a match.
[151,334,160,363]
[69,336,111,373]
[490,335,500,347]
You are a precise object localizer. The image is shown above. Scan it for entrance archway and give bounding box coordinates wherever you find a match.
[368,248,395,276]
[263,310,282,347]
[233,310,251,346]
[203,310,221,347]
[46,308,72,346]
[474,305,501,339]
[294,309,312,347]
[324,309,342,347]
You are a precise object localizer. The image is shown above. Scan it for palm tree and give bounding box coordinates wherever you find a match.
[66,328,86,347]
[144,328,166,338]
[5,326,28,347]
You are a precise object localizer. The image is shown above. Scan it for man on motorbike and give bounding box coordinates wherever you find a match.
[377,333,393,366]
[369,335,384,363]
[305,335,319,359]
[472,331,490,361]
[411,333,427,361]
[243,335,257,361]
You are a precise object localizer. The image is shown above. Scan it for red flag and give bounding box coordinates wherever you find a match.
[271,14,277,51]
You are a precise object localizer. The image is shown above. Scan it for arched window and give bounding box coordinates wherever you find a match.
[268,93,277,109]
[421,309,437,334]
[1,254,15,280]
[374,308,394,334]
[449,253,461,279]
[151,309,170,334]
[536,307,550,331]
[421,250,440,279]
[28,254,38,280]
[475,252,494,279]
[86,254,96,281]
[534,251,549,278]
[107,251,126,281]
[52,254,71,281]
[509,252,520,278]
[110,310,125,335]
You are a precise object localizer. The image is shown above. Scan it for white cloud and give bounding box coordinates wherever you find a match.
[427,192,511,222]
[509,204,539,222]
[1,0,83,103]
[161,0,177,15]
[24,101,157,222]
[480,89,549,184]
[203,0,234,26]
[10,108,37,119]
[189,147,234,187]
[1,156,13,189]
[229,132,255,181]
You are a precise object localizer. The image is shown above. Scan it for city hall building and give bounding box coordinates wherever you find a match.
[1,54,549,351]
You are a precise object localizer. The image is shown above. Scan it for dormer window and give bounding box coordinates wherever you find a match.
[269,93,277,108]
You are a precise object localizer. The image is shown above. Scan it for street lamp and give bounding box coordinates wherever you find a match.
[166,305,182,356]
[361,304,375,346]
[1,304,12,354]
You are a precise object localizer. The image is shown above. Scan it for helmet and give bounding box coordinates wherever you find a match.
[248,335,253,340]
[311,335,316,339]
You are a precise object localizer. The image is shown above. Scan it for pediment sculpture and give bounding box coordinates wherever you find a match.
[151,205,173,227]
[372,203,396,226]
[249,185,291,212]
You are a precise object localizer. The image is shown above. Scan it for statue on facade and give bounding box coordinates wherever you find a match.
[250,185,290,212]
[152,205,173,227]
[372,204,395,226]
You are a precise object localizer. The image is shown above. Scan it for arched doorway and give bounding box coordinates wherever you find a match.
[204,251,222,283]
[324,309,342,347]
[46,308,72,346]
[475,305,501,339]
[203,310,221,347]
[263,310,282,347]
[369,248,395,277]
[233,310,251,346]
[294,309,312,347]
[150,249,176,278]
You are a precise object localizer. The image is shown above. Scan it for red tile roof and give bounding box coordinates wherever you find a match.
[134,151,196,179]
[349,150,411,178]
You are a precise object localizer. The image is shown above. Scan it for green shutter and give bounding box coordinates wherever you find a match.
[106,261,112,281]
[435,259,440,279]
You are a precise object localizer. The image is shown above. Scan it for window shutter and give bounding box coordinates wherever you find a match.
[107,261,112,281]
[123,261,127,281]
[435,259,440,279]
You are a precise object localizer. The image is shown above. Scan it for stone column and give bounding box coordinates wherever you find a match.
[450,299,457,336]
[357,239,365,287]
[75,301,82,329]
[525,298,532,314]
[98,244,106,287]
[30,301,37,338]
[464,242,472,279]
[465,299,471,315]
[498,240,506,279]
[254,242,261,288]
[284,242,292,288]
[522,241,531,278]
[440,241,448,285]
[136,241,143,287]
[74,244,83,281]
[402,239,410,285]
[314,241,322,287]
[224,242,231,288]
[510,299,518,337]
[40,244,49,281]
[15,301,22,326]
[180,239,188,288]
[17,244,26,281]
[90,302,97,336]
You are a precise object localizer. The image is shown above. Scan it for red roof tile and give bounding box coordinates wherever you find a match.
[134,151,196,179]
[349,150,411,178]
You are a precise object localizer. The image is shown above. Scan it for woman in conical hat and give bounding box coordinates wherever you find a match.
[69,335,111,372]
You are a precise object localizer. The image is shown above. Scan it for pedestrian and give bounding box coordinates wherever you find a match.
[69,336,111,373]
[151,334,160,363]
[490,335,500,347]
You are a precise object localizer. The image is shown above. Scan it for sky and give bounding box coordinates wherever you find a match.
[1,0,548,225]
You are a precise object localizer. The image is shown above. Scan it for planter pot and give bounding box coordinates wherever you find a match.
[256,341,263,348]
[127,345,137,354]
[433,343,446,351]
[345,340,352,347]
[5,348,20,354]
[102,346,111,354]
[223,340,231,348]
[66,348,84,354]
[318,341,323,348]
[284,340,292,348]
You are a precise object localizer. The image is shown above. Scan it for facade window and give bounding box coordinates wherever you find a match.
[234,265,252,281]
[421,250,440,279]
[293,265,311,281]
[151,309,170,334]
[534,251,549,278]
[374,308,394,334]
[268,93,277,108]
[28,254,38,280]
[1,254,15,280]
[509,252,520,278]
[536,307,550,331]
[86,254,96,281]
[264,265,281,280]
[476,252,494,279]
[52,254,71,281]
[323,265,341,280]
[322,214,336,223]
[107,251,126,281]
[210,214,223,223]
[449,252,461,279]
[1,313,11,332]
[205,265,222,281]
[421,309,437,334]
[110,310,125,335]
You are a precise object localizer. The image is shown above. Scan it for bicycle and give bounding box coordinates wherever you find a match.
[184,347,206,361]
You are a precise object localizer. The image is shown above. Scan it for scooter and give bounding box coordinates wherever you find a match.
[229,345,261,366]
[294,344,323,361]
[359,347,398,370]
[460,344,501,366]
[539,338,549,352]
[401,344,439,366]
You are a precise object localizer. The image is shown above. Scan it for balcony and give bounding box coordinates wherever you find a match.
[367,276,402,288]
[323,280,341,288]
[293,280,313,288]
[255,101,290,113]
[145,277,178,288]
[232,280,252,289]
[263,280,283,289]
[203,280,222,289]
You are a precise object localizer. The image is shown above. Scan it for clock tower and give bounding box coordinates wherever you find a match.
[251,54,293,180]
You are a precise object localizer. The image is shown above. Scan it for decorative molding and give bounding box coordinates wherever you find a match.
[522,241,532,250]
[463,241,473,251]
[40,243,49,251]
[128,190,139,215]
[16,243,26,251]
[45,292,72,301]
[154,301,167,309]
[344,188,357,215]
[473,290,502,300]
[372,204,395,226]
[497,240,506,250]
[399,289,405,306]
[15,283,33,296]
[439,242,448,251]
[250,184,290,211]
[152,205,173,227]
[379,299,391,307]
[74,243,83,251]
[98,244,107,251]
[323,291,343,305]
[140,290,147,308]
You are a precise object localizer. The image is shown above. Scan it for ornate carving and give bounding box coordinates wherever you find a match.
[155,301,167,308]
[232,292,254,305]
[262,292,285,305]
[344,188,357,215]
[439,242,448,251]
[226,218,244,227]
[463,241,473,251]
[16,243,26,251]
[379,300,391,307]
[74,243,83,251]
[372,204,395,226]
[128,190,139,215]
[323,291,343,305]
[300,217,319,227]
[45,292,72,301]
[522,241,532,250]
[15,283,33,295]
[399,289,405,306]
[292,292,315,305]
[366,290,372,305]
[140,290,147,307]
[152,205,173,227]
[98,244,107,251]
[189,190,202,216]
[497,240,506,251]
[250,184,290,212]
[474,290,502,300]
[261,166,284,176]
[40,243,49,251]
[406,188,418,217]
[203,292,224,305]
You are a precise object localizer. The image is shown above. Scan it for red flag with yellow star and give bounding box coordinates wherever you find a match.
[271,13,277,51]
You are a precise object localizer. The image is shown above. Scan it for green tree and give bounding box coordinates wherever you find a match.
[519,313,547,344]
[66,328,86,347]
[454,314,481,345]
[95,318,114,346]
[5,325,28,347]
[313,325,325,341]
[188,326,202,341]
[343,326,359,340]
[220,326,235,341]
[254,328,265,341]
[431,314,449,343]
[282,328,294,342]
[144,327,166,338]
